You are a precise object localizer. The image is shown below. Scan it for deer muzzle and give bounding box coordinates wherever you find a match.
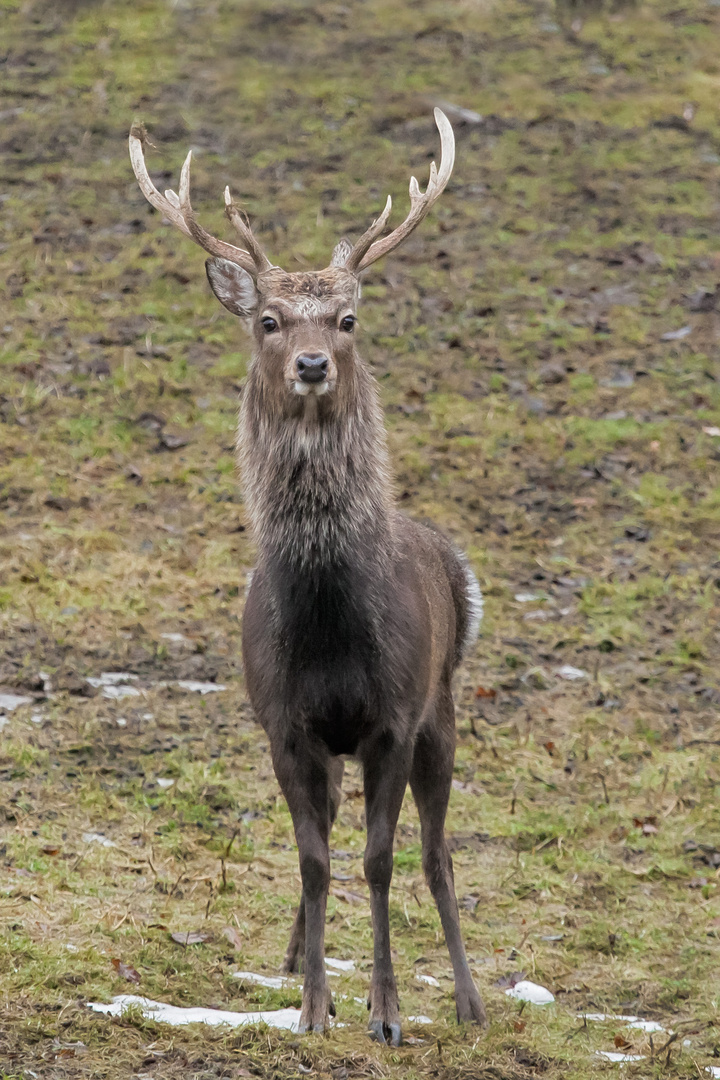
[293,352,334,396]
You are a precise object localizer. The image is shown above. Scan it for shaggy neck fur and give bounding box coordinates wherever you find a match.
[237,355,394,574]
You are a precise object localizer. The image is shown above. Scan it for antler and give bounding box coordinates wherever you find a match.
[128,123,272,277]
[341,108,455,274]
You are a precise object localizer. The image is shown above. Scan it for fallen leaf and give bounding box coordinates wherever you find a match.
[633,816,659,835]
[543,740,555,756]
[555,665,587,681]
[331,887,367,904]
[475,686,497,699]
[514,1019,527,1033]
[625,524,651,542]
[135,411,165,432]
[170,930,211,946]
[494,971,526,990]
[42,846,60,856]
[222,926,243,949]
[661,325,692,341]
[111,958,140,984]
[614,1034,633,1049]
[158,430,189,451]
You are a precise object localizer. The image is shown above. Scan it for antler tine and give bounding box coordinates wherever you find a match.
[343,108,455,274]
[128,125,270,277]
[342,195,393,274]
[175,151,262,275]
[129,126,194,241]
[224,188,273,274]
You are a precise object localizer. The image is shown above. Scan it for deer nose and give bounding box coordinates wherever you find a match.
[295,352,329,384]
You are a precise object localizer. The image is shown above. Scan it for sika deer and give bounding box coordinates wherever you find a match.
[129,110,486,1044]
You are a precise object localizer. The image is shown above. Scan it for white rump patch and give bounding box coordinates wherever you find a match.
[459,555,483,656]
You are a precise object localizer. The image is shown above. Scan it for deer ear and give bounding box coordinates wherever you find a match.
[330,237,353,268]
[205,257,258,317]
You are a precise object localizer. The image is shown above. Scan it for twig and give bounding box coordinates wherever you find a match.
[168,870,187,898]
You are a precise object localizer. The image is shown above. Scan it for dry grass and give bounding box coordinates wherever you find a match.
[2,0,720,1075]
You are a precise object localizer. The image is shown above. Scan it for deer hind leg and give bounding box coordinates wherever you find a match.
[409,694,487,1027]
[271,740,339,1033]
[282,758,344,975]
[362,733,412,1046]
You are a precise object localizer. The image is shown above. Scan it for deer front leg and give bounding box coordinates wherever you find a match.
[282,758,344,975]
[362,734,412,1047]
[271,738,335,1033]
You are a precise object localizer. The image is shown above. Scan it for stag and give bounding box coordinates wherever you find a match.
[129,110,486,1044]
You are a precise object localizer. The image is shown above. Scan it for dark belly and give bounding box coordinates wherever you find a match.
[288,664,375,756]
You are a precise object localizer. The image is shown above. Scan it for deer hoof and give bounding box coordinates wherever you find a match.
[298,1020,326,1035]
[368,1019,402,1046]
[455,988,488,1027]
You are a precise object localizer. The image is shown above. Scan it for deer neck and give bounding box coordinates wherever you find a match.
[237,361,394,571]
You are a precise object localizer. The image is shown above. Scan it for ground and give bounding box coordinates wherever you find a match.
[1,0,720,1076]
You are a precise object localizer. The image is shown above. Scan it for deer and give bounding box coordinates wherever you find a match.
[129,108,486,1045]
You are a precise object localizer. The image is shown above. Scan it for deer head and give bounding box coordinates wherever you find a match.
[129,109,454,416]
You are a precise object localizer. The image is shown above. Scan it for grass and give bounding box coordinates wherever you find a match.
[2,0,720,1075]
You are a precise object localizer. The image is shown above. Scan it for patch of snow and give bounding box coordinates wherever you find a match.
[161,633,190,643]
[156,778,175,789]
[325,957,354,972]
[86,994,301,1031]
[232,971,290,990]
[408,1015,433,1024]
[82,832,116,848]
[176,681,227,694]
[102,685,141,700]
[416,974,440,987]
[87,673,139,687]
[0,692,33,711]
[581,1013,665,1033]
[515,592,544,603]
[706,1068,720,1078]
[703,426,720,437]
[0,716,9,732]
[596,1052,645,1063]
[30,712,43,724]
[555,665,587,681]
[116,717,127,727]
[142,713,154,720]
[65,944,79,952]
[504,981,554,1005]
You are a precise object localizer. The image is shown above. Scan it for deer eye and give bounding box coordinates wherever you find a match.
[339,315,356,333]
[261,316,278,334]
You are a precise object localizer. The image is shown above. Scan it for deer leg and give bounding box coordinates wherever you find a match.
[362,737,412,1047]
[282,893,306,974]
[409,698,487,1027]
[271,739,336,1033]
[282,758,344,975]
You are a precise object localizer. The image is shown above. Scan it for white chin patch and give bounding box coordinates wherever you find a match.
[293,381,330,396]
